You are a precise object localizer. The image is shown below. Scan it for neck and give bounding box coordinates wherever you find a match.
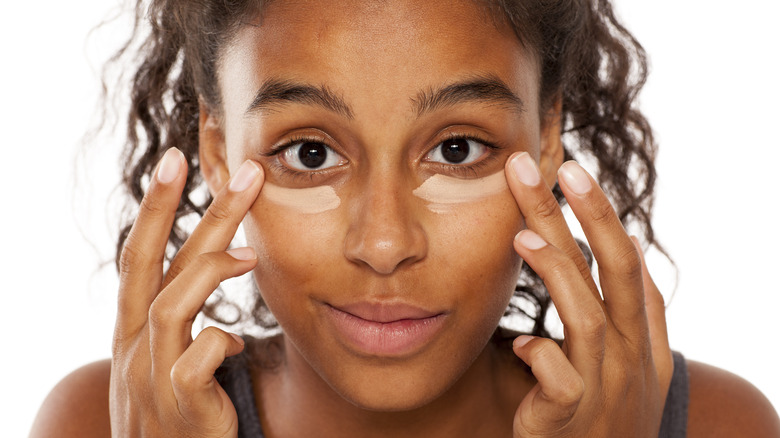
[253,335,532,438]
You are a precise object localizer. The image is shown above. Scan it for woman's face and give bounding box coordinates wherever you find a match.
[204,0,558,411]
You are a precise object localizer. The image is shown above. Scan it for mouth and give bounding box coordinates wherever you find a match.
[323,302,448,357]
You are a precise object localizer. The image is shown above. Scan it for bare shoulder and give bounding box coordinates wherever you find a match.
[29,359,112,438]
[687,359,780,437]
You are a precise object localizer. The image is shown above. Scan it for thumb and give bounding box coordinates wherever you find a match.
[512,336,584,436]
[170,327,243,435]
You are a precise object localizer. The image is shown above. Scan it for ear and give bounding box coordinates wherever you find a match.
[538,96,564,187]
[199,100,230,197]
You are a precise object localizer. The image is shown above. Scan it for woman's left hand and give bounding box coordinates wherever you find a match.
[505,152,674,438]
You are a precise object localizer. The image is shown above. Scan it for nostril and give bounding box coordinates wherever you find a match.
[343,183,428,275]
[343,226,428,275]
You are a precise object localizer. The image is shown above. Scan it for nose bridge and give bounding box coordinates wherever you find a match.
[344,166,427,275]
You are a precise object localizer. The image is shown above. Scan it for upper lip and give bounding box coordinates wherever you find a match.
[329,301,444,323]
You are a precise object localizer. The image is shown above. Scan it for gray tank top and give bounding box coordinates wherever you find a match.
[216,351,689,437]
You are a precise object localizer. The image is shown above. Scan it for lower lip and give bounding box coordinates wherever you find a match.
[324,306,447,357]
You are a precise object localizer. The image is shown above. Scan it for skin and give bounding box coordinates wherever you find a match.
[413,171,509,214]
[212,0,540,419]
[261,183,341,214]
[30,0,780,437]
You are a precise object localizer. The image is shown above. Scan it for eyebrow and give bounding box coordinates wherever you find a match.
[412,75,525,117]
[245,79,354,119]
[244,75,524,119]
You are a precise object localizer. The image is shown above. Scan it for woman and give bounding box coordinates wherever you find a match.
[31,0,780,436]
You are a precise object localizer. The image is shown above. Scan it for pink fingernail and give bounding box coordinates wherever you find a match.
[227,247,256,260]
[516,230,547,250]
[514,335,534,349]
[511,152,541,186]
[229,161,260,192]
[558,161,592,195]
[156,148,182,184]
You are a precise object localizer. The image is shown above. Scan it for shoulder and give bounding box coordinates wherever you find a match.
[686,359,780,437]
[29,359,112,438]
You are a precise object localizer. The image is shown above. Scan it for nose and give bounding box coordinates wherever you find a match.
[343,175,428,275]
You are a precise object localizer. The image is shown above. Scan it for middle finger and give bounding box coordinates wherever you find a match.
[557,161,647,339]
[162,160,264,288]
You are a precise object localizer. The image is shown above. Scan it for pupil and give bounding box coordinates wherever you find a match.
[441,138,470,163]
[298,143,328,168]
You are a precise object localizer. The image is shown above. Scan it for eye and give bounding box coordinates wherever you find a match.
[281,141,346,171]
[426,137,488,165]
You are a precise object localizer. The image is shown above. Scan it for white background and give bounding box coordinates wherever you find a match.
[2,1,778,435]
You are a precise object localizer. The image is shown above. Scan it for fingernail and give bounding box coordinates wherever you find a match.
[558,161,592,195]
[156,148,182,184]
[515,230,547,250]
[514,335,534,349]
[229,161,260,192]
[229,333,245,346]
[227,247,256,260]
[511,152,540,186]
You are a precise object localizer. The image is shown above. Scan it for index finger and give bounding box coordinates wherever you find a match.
[162,159,264,288]
[505,152,600,298]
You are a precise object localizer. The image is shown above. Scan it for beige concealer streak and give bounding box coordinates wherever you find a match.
[262,183,341,214]
[413,171,507,213]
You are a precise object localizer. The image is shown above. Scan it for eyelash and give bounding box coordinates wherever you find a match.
[433,132,502,178]
[263,134,338,181]
[262,132,502,180]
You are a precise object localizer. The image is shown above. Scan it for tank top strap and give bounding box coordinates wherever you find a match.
[659,350,689,437]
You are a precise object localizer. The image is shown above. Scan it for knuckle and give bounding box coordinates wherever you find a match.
[202,198,233,227]
[197,325,229,345]
[531,194,562,221]
[118,237,148,274]
[192,253,224,286]
[588,199,617,226]
[139,192,170,219]
[541,252,577,281]
[607,243,643,283]
[527,337,560,363]
[170,360,197,391]
[200,253,231,289]
[578,308,607,339]
[555,374,585,407]
[148,298,175,330]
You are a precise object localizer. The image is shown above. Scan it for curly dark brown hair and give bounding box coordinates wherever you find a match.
[109,0,666,339]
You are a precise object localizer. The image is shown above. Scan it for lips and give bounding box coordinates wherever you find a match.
[334,302,442,323]
[323,301,448,357]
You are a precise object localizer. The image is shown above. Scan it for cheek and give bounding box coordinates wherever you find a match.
[242,196,343,315]
[426,190,524,308]
[414,172,524,303]
[243,182,524,331]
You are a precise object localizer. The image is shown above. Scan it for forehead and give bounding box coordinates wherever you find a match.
[218,0,539,120]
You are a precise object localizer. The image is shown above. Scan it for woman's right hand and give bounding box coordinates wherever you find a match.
[110,148,264,437]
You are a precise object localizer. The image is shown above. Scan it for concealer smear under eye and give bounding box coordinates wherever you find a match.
[413,171,508,214]
[262,183,341,214]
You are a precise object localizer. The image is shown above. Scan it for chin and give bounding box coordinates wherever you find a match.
[334,368,454,413]
[306,330,493,414]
